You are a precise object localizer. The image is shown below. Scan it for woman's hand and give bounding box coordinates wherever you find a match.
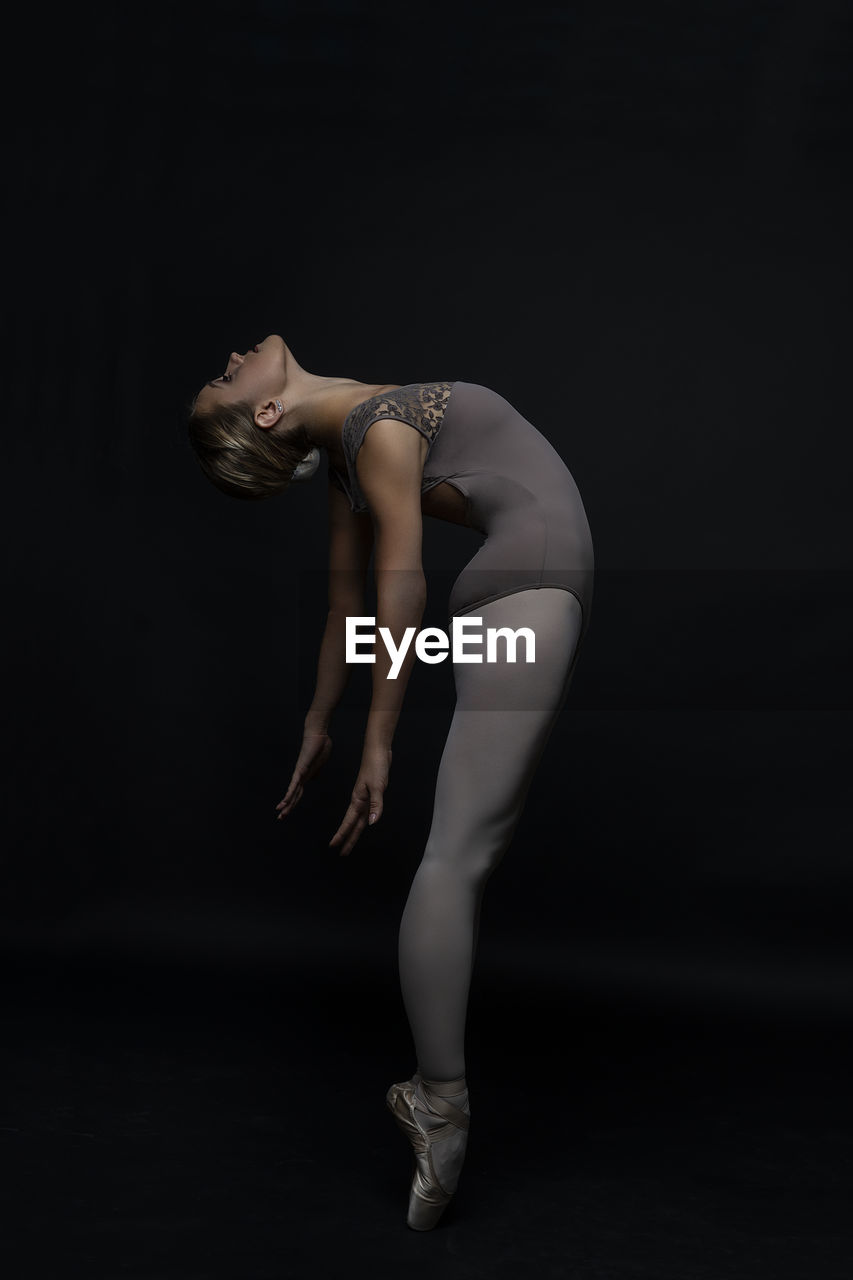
[275,729,333,819]
[329,744,392,857]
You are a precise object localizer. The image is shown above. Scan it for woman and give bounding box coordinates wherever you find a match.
[187,333,594,1230]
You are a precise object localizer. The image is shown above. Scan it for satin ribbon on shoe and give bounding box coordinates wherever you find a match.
[386,1077,470,1231]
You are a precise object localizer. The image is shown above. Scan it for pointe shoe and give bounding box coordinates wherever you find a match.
[386,1076,470,1230]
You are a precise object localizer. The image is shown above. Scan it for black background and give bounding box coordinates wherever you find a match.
[5,2,853,1275]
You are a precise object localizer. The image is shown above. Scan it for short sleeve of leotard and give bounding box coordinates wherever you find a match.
[341,382,454,512]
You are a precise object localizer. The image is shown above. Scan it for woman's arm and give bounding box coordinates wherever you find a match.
[328,419,428,855]
[303,477,375,733]
[363,567,427,749]
[357,419,429,752]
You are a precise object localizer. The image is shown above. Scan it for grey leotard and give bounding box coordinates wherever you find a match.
[328,380,594,643]
[327,380,596,1093]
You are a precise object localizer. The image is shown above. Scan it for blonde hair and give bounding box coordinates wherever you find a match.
[186,396,313,501]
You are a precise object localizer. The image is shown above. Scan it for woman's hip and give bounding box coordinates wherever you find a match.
[447,586,584,713]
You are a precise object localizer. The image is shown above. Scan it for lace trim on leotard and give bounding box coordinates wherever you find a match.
[340,382,454,512]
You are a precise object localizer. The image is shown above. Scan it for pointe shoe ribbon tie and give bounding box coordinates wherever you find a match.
[386,1078,470,1230]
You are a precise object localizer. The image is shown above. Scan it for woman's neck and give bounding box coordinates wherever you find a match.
[300,378,402,466]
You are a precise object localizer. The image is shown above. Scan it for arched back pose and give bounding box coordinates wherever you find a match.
[188,334,594,1231]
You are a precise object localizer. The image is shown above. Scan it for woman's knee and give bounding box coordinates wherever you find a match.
[421,818,516,884]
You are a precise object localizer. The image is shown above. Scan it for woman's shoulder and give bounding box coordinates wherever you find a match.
[343,382,455,435]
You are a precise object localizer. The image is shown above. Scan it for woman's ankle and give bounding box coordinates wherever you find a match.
[418,1074,467,1098]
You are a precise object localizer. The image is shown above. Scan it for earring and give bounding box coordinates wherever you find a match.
[276,400,283,412]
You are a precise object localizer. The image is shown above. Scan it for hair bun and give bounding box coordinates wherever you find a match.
[292,446,320,482]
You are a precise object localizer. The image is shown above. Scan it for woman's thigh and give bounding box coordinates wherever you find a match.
[423,588,583,875]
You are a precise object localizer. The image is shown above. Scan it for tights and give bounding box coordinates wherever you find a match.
[397,587,584,1082]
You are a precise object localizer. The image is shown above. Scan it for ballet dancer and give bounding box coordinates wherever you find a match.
[187,333,594,1229]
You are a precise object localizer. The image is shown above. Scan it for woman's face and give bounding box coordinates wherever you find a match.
[194,333,288,414]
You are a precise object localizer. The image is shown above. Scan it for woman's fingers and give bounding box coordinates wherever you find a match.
[328,784,384,856]
[281,777,301,804]
[329,804,362,855]
[276,770,304,817]
[330,818,365,857]
[276,788,301,818]
[275,735,333,818]
[329,791,370,856]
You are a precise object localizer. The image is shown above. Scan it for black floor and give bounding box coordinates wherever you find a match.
[3,948,852,1280]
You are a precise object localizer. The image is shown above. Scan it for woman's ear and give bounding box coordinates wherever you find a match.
[255,399,283,430]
